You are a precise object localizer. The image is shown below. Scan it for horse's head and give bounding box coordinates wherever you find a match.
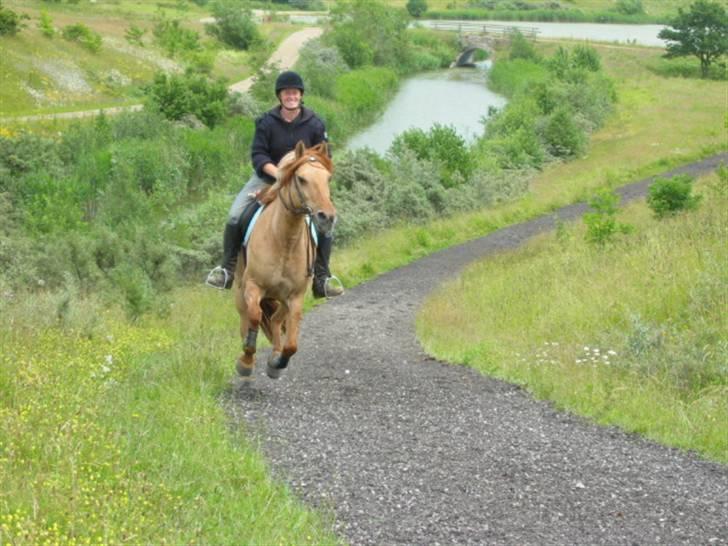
[273,141,337,236]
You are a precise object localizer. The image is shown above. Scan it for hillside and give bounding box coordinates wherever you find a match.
[1,0,299,116]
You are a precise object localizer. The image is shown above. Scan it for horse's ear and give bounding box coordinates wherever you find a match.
[319,141,329,157]
[294,140,305,159]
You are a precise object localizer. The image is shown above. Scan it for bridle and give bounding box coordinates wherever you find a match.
[279,156,328,217]
[279,156,331,277]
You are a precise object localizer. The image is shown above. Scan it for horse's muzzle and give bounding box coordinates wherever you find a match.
[313,210,336,236]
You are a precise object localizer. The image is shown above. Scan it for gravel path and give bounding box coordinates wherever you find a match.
[227,154,728,545]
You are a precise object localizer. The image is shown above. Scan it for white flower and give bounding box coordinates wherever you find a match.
[105,354,113,365]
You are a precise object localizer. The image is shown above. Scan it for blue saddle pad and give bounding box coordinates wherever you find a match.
[243,205,318,247]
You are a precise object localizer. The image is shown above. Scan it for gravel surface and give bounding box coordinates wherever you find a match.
[227,154,728,545]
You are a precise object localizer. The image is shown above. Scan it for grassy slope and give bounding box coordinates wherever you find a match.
[416,172,727,462]
[1,0,298,116]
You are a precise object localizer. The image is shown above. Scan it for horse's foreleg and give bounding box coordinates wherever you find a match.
[237,282,263,377]
[266,296,303,379]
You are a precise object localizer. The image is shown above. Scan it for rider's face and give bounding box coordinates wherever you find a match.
[279,88,302,110]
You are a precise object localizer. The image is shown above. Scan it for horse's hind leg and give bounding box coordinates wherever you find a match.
[236,282,262,377]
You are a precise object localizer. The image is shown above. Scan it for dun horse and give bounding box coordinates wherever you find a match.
[234,141,336,379]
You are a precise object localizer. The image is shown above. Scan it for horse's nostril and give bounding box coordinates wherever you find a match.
[316,211,329,222]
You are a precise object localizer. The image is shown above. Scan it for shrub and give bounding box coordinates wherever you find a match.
[125,24,146,46]
[0,1,27,36]
[39,10,55,38]
[144,72,229,128]
[153,17,200,57]
[583,189,632,246]
[509,29,539,61]
[647,175,702,218]
[205,0,260,50]
[62,23,102,53]
[406,0,428,18]
[541,107,586,158]
[328,0,409,68]
[390,124,474,188]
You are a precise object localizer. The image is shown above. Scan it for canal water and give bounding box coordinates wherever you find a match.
[347,66,506,155]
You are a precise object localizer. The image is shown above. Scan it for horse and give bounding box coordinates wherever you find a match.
[234,141,336,379]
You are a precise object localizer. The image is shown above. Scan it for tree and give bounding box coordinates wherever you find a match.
[406,0,427,18]
[657,0,728,78]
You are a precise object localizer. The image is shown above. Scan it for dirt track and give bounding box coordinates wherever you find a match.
[228,154,728,545]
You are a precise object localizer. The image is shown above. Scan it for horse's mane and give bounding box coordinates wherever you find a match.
[259,143,333,206]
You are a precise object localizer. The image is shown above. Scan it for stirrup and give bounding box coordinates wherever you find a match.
[205,266,232,290]
[323,275,344,297]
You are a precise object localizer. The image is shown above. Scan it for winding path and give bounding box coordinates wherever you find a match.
[228,154,728,545]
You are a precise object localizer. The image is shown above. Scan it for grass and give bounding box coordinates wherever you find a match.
[0,0,299,116]
[416,171,727,462]
[0,289,339,545]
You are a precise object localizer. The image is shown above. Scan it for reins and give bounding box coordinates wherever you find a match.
[278,156,329,277]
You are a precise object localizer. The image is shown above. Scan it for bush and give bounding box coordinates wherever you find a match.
[541,107,586,158]
[509,29,539,61]
[62,23,102,53]
[615,0,644,15]
[39,10,54,38]
[153,17,199,57]
[144,72,229,128]
[583,189,632,246]
[125,24,146,46]
[205,0,260,50]
[647,175,702,219]
[390,124,475,188]
[0,1,27,36]
[406,0,428,18]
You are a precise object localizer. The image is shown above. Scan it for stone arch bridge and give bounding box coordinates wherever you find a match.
[427,21,539,67]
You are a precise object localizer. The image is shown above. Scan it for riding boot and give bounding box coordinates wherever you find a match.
[206,222,242,289]
[312,233,344,298]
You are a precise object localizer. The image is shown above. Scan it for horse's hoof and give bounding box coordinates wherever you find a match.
[236,358,254,377]
[265,363,283,379]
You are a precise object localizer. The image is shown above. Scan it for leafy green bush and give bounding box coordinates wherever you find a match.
[153,17,200,57]
[647,175,702,218]
[509,29,539,61]
[328,0,409,68]
[125,24,146,46]
[38,10,54,38]
[62,23,102,53]
[205,0,260,50]
[391,124,474,188]
[406,0,428,18]
[144,72,229,128]
[0,1,27,36]
[541,106,586,158]
[615,0,644,15]
[583,189,632,246]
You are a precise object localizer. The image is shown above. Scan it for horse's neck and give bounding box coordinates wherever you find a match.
[268,198,307,248]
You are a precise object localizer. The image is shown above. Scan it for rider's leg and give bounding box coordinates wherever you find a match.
[312,232,344,298]
[206,173,269,289]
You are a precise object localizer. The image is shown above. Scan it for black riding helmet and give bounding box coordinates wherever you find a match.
[275,71,305,96]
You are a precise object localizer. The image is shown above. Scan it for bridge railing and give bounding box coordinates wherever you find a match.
[427,21,539,38]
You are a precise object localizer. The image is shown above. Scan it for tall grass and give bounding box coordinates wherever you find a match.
[416,172,728,461]
[0,289,339,545]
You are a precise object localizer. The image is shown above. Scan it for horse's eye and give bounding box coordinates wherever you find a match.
[297,176,307,185]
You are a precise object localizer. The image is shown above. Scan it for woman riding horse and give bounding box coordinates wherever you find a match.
[206,71,344,298]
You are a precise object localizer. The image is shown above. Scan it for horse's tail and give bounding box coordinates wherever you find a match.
[259,298,279,341]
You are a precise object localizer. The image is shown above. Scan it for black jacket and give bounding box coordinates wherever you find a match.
[251,106,328,183]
